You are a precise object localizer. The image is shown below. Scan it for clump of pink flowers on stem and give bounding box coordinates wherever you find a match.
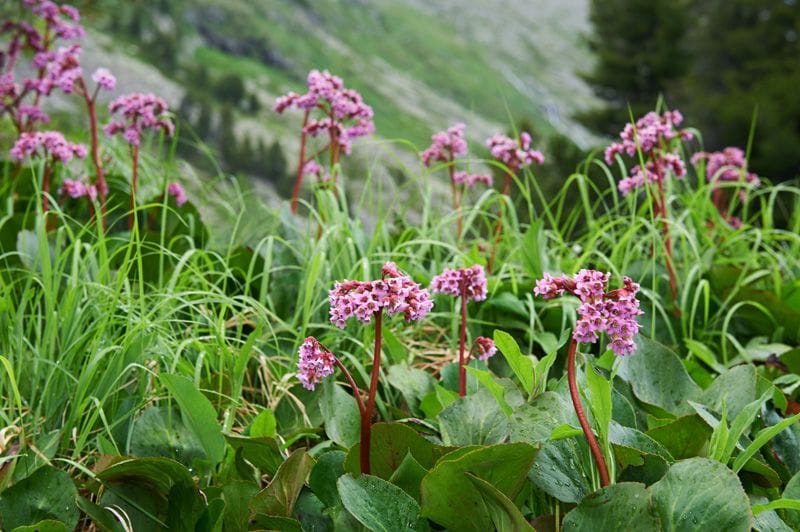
[274,70,374,214]
[691,147,759,228]
[430,264,494,396]
[534,269,642,487]
[105,93,174,229]
[604,110,692,315]
[421,123,492,239]
[2,1,117,228]
[300,262,432,474]
[485,132,544,272]
[11,131,86,223]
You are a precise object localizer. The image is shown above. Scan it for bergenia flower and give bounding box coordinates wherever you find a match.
[10,130,86,162]
[486,132,545,172]
[421,123,468,167]
[534,270,642,356]
[329,262,433,328]
[691,147,759,186]
[453,171,493,187]
[91,67,116,91]
[473,336,497,361]
[167,182,187,207]
[430,265,488,302]
[59,178,96,201]
[604,110,693,196]
[297,336,336,391]
[105,93,174,146]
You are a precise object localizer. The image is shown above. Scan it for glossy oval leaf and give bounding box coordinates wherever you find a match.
[337,473,421,532]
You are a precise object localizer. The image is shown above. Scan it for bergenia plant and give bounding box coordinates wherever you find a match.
[430,264,493,396]
[274,70,374,214]
[299,262,432,474]
[604,110,692,314]
[2,1,117,226]
[692,147,759,228]
[485,132,544,272]
[105,93,174,229]
[10,130,86,220]
[421,123,492,239]
[534,269,642,487]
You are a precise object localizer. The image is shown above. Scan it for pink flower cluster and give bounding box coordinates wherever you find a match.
[604,111,693,196]
[473,336,497,361]
[430,265,488,302]
[297,336,336,390]
[421,123,468,167]
[24,0,84,41]
[486,132,545,171]
[105,93,174,146]
[167,182,187,207]
[10,131,86,163]
[274,70,374,155]
[691,147,759,186]
[453,171,493,187]
[329,262,433,329]
[59,178,97,201]
[302,160,330,182]
[534,270,642,356]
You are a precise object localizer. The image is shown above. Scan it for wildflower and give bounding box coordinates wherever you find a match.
[421,123,468,167]
[430,265,488,302]
[473,336,497,361]
[691,147,759,186]
[167,182,187,207]
[10,131,86,162]
[91,68,116,91]
[105,93,174,146]
[486,131,545,172]
[534,270,642,356]
[297,337,337,391]
[329,263,433,329]
[453,171,493,187]
[59,178,97,201]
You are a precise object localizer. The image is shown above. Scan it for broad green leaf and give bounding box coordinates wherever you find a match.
[465,367,513,416]
[160,374,225,464]
[0,466,78,531]
[420,443,537,532]
[294,489,334,531]
[250,515,303,532]
[222,481,259,532]
[250,408,277,438]
[548,424,583,440]
[387,364,436,416]
[438,388,509,446]
[585,362,613,449]
[650,458,752,531]
[251,448,315,517]
[529,437,594,503]
[510,391,571,444]
[319,381,361,448]
[784,470,800,528]
[225,434,283,476]
[562,482,659,531]
[129,406,205,466]
[494,330,534,397]
[337,474,420,532]
[309,450,346,508]
[698,365,757,419]
[609,422,674,466]
[466,473,534,531]
[419,384,459,419]
[389,452,428,503]
[646,415,712,459]
[10,521,67,532]
[367,422,437,479]
[75,496,125,532]
[617,337,701,415]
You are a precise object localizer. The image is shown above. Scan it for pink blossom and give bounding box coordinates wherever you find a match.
[59,178,97,201]
[91,68,116,91]
[329,262,433,329]
[10,131,86,163]
[534,270,643,356]
[486,131,544,171]
[691,147,759,186]
[167,182,187,206]
[473,336,497,361]
[430,265,488,302]
[421,123,468,167]
[106,93,174,146]
[297,336,336,390]
[453,171,493,187]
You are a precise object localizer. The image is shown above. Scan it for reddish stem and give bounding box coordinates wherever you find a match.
[129,145,139,230]
[290,110,310,215]
[82,85,107,229]
[360,310,383,475]
[655,177,680,318]
[487,170,514,273]
[448,163,462,240]
[567,337,610,487]
[458,283,468,397]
